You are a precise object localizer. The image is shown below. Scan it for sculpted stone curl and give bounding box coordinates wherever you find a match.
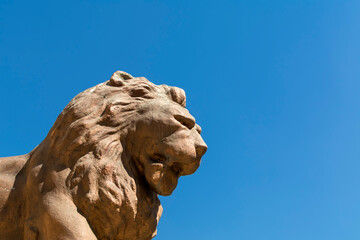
[0,71,207,240]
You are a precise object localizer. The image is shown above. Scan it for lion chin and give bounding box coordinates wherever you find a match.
[0,71,207,240]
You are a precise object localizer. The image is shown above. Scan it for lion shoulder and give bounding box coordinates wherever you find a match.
[0,155,28,210]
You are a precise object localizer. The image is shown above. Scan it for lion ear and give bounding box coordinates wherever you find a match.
[170,87,186,107]
[109,71,133,86]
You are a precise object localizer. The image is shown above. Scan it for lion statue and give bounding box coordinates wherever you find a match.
[0,71,207,240]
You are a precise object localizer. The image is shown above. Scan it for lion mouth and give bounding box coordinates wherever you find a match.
[170,164,182,176]
[150,154,183,176]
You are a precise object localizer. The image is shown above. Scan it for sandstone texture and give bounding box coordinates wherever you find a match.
[0,71,207,240]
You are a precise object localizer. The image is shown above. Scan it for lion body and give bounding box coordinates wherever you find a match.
[0,152,162,240]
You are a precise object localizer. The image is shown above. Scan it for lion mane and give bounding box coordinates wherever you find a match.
[0,71,196,240]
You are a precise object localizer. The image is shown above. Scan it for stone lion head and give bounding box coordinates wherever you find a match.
[0,71,207,239]
[54,70,207,192]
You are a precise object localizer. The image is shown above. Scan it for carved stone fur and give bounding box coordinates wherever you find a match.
[0,71,207,240]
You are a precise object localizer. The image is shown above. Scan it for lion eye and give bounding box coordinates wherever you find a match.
[174,114,195,130]
[171,164,183,176]
[130,88,149,97]
[152,154,167,163]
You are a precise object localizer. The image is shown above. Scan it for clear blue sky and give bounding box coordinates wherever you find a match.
[1,0,360,239]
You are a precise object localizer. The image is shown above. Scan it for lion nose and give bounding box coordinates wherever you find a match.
[195,143,207,157]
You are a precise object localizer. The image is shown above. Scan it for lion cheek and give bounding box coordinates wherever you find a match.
[144,164,165,195]
[153,171,179,196]
[144,163,164,184]
[147,170,163,185]
[144,164,178,195]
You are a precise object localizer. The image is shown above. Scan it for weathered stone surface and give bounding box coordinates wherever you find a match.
[0,71,207,240]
